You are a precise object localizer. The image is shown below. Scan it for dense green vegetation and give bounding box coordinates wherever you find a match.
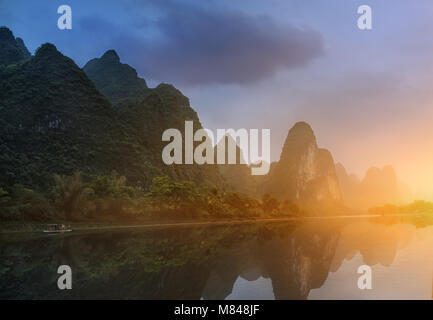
[83,50,148,103]
[0,172,300,222]
[0,42,125,190]
[369,200,433,215]
[0,27,313,223]
[0,27,30,66]
[0,27,275,223]
[0,29,225,193]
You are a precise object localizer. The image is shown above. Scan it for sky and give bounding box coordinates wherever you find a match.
[1,0,433,199]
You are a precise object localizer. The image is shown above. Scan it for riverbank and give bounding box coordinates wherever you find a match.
[3,212,419,234]
[0,217,298,234]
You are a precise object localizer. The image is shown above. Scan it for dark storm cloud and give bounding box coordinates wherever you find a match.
[142,3,324,85]
[78,1,325,86]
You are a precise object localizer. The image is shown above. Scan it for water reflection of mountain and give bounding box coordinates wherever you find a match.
[329,222,415,272]
[202,223,341,300]
[0,219,419,299]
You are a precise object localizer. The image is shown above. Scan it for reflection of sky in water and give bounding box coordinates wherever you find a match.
[226,276,274,300]
[210,222,433,300]
[225,235,433,300]
[309,228,433,300]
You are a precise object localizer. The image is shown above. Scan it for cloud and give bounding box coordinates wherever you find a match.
[90,1,325,86]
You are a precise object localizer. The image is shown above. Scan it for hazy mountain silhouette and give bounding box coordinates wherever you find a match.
[335,163,361,208]
[336,163,412,209]
[214,134,257,195]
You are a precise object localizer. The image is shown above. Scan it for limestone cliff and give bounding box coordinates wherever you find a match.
[263,122,341,204]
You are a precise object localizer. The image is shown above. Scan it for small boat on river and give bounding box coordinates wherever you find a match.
[42,224,72,233]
